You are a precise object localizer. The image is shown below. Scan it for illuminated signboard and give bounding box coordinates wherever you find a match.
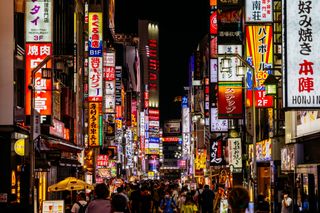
[284,0,320,108]
[218,82,243,119]
[162,137,182,142]
[88,57,103,101]
[228,138,242,171]
[246,25,273,108]
[25,43,52,115]
[88,102,100,147]
[210,138,224,166]
[148,39,159,92]
[26,0,52,42]
[218,45,243,82]
[246,0,273,23]
[88,12,103,57]
[210,108,228,132]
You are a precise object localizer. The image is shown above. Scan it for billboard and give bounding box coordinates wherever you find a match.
[297,110,320,137]
[25,43,52,115]
[218,82,243,119]
[246,25,273,108]
[246,0,273,23]
[284,0,320,108]
[26,0,52,42]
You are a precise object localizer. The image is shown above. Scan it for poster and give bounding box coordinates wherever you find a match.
[42,200,64,213]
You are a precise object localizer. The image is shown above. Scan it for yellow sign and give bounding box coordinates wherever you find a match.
[148,171,154,177]
[195,151,206,170]
[14,139,25,156]
[88,102,100,147]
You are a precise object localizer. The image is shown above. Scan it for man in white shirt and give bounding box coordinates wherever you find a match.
[281,190,293,213]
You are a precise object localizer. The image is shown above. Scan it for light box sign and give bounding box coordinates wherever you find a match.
[228,138,242,172]
[210,11,218,34]
[210,138,224,166]
[210,108,228,132]
[218,82,243,119]
[88,57,103,101]
[210,36,218,58]
[297,111,320,136]
[281,145,295,171]
[26,0,52,42]
[285,0,320,108]
[210,59,218,83]
[88,12,103,57]
[218,45,243,82]
[88,102,100,147]
[25,43,52,115]
[256,138,272,162]
[246,0,273,23]
[246,25,273,108]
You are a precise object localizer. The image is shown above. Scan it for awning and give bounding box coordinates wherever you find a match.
[41,135,84,153]
[59,158,82,167]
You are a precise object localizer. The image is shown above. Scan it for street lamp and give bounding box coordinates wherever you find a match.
[264,74,279,96]
[219,53,257,205]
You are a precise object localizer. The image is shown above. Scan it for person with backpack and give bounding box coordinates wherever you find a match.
[181,192,198,213]
[193,184,203,212]
[71,192,88,213]
[160,190,178,213]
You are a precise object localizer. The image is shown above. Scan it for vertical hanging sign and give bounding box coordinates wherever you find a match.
[89,102,100,147]
[88,12,103,101]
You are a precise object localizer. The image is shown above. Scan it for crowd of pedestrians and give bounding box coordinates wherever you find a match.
[69,179,250,213]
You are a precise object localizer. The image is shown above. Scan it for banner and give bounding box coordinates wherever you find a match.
[228,138,242,172]
[210,138,224,166]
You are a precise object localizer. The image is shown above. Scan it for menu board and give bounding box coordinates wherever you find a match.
[43,200,64,213]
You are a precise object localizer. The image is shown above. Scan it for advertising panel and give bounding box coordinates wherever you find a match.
[182,107,190,157]
[88,12,103,57]
[297,110,320,136]
[246,25,273,108]
[88,102,100,147]
[25,43,52,115]
[285,0,320,108]
[218,82,243,119]
[228,138,242,172]
[218,45,243,81]
[210,108,228,132]
[255,138,272,162]
[281,145,295,172]
[42,200,64,213]
[26,0,52,42]
[88,57,103,101]
[246,0,273,23]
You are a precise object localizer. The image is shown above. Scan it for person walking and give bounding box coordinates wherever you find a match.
[71,192,88,213]
[201,185,214,213]
[112,193,130,213]
[227,186,250,213]
[85,183,112,213]
[281,190,293,213]
[181,192,198,213]
[159,190,178,213]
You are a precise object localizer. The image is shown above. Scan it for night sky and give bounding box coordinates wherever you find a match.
[115,0,208,122]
